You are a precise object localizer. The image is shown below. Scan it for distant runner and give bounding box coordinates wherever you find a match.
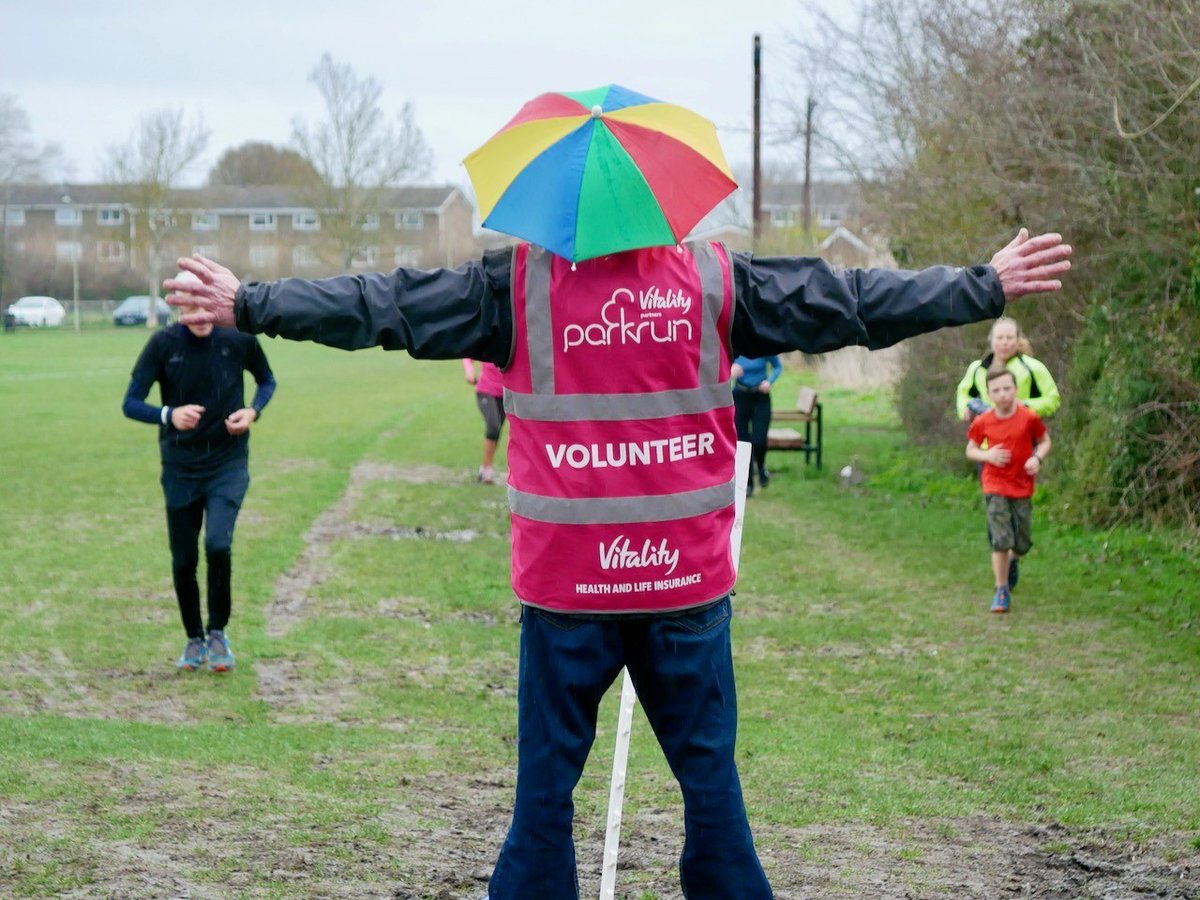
[122,273,276,672]
[463,358,507,484]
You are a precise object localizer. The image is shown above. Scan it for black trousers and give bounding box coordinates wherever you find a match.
[476,392,507,441]
[162,464,249,639]
[733,388,772,478]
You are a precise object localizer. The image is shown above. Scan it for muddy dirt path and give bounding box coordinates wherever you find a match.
[5,459,1196,898]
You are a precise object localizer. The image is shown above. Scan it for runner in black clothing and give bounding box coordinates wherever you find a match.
[122,283,276,671]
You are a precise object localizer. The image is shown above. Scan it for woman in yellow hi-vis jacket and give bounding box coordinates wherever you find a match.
[956,316,1060,422]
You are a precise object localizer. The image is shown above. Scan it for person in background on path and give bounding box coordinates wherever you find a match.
[122,273,276,672]
[966,365,1051,613]
[463,358,506,484]
[730,354,782,496]
[956,315,1060,423]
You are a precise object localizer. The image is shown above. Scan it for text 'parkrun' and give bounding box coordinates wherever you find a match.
[562,285,695,352]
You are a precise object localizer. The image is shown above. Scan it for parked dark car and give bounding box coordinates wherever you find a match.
[113,295,172,327]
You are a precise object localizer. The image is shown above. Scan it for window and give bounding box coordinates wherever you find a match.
[357,213,379,231]
[192,212,219,231]
[395,211,423,231]
[249,212,277,232]
[98,207,125,226]
[192,244,219,260]
[292,212,320,231]
[292,245,319,269]
[56,241,83,262]
[5,207,26,227]
[351,246,378,269]
[96,241,127,263]
[770,209,795,228]
[393,245,421,267]
[817,208,842,228]
[150,211,177,230]
[249,245,278,268]
[56,207,82,227]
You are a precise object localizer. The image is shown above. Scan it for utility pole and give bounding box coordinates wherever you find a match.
[71,255,80,333]
[802,95,816,243]
[752,34,762,244]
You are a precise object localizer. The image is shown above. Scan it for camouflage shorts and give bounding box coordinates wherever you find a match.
[984,494,1033,554]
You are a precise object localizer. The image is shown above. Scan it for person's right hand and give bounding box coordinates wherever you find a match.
[987,445,1011,466]
[164,255,240,328]
[171,404,205,430]
[730,363,744,380]
[465,372,477,386]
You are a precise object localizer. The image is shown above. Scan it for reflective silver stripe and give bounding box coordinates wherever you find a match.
[524,246,554,394]
[692,240,725,386]
[504,382,732,421]
[508,479,735,524]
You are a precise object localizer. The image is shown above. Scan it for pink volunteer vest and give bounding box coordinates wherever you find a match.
[504,241,737,613]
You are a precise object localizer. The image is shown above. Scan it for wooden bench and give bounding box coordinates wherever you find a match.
[766,386,823,469]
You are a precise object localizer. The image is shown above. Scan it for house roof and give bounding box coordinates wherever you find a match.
[5,182,465,212]
[818,225,870,253]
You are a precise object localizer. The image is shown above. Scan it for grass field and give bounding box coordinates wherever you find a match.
[1,327,1197,899]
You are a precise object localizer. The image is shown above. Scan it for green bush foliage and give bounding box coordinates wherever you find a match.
[796,0,1200,528]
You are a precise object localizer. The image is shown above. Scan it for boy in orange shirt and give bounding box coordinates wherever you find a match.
[966,365,1052,612]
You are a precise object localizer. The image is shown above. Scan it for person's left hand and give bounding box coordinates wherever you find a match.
[989,228,1073,301]
[757,380,771,394]
[1024,455,1041,476]
[730,363,744,380]
[165,255,241,327]
[225,407,258,435]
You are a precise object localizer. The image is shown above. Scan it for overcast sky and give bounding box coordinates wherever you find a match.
[1,0,846,194]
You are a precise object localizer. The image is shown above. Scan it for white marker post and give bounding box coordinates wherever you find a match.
[599,442,753,899]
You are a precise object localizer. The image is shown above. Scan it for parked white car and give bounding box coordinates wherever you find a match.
[7,296,66,327]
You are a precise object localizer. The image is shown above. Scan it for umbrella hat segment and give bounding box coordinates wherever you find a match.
[464,85,738,262]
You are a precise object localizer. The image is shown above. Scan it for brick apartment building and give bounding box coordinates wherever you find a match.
[0,183,476,303]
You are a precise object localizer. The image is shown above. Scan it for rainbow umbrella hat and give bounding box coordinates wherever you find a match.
[464,84,738,262]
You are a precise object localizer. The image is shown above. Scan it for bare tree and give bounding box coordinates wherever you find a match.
[0,94,62,302]
[103,108,209,326]
[292,54,432,268]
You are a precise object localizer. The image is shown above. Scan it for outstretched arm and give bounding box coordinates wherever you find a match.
[730,230,1071,357]
[165,251,514,364]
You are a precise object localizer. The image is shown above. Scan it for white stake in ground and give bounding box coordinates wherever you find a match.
[599,442,753,899]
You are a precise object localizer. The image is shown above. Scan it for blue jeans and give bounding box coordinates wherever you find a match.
[488,597,773,899]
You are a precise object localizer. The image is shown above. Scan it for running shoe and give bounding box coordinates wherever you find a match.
[176,637,207,671]
[206,629,235,672]
[990,586,1012,614]
[1007,557,1020,590]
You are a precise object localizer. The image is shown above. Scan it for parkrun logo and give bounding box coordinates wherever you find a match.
[562,285,694,352]
[599,535,680,576]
